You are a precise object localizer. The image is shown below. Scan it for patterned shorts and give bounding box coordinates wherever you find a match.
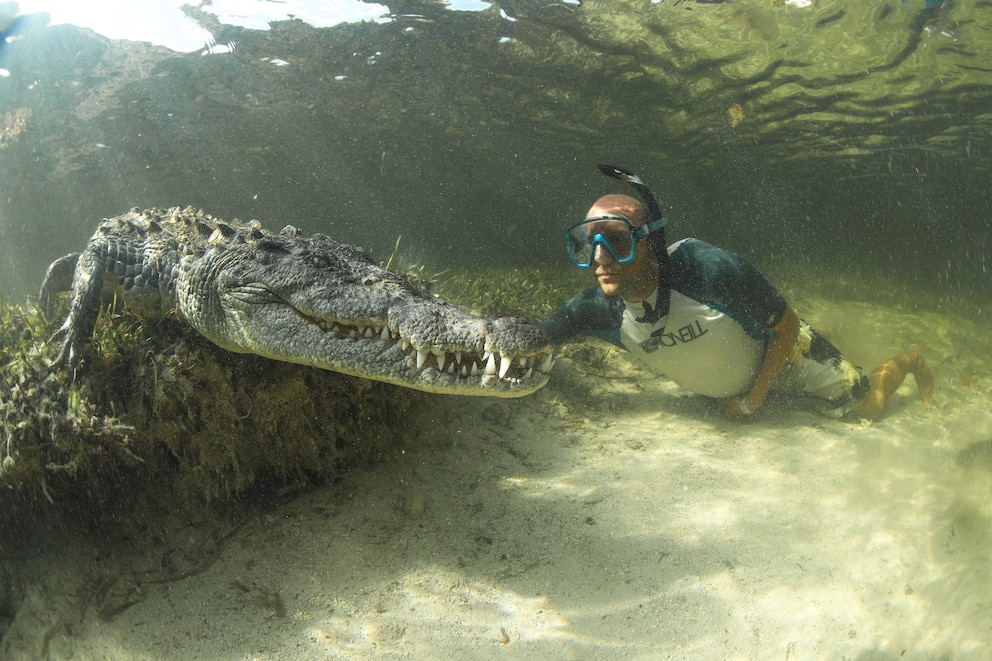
[773,321,870,415]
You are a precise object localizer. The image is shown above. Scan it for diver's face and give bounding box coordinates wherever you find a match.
[593,231,658,301]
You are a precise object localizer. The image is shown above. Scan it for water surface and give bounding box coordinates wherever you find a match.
[1,0,989,312]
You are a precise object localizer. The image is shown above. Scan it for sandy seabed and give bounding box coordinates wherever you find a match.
[2,294,991,660]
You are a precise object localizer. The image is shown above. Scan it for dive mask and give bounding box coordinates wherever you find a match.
[566,215,666,268]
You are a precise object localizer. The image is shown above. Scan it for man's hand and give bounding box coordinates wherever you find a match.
[723,396,756,418]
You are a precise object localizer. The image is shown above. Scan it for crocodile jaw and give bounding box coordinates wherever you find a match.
[215,298,554,397]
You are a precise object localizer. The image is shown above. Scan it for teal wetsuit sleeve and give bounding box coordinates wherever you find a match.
[539,286,626,348]
[671,239,787,340]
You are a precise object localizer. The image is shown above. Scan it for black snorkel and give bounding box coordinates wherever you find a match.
[596,164,671,322]
[596,164,665,227]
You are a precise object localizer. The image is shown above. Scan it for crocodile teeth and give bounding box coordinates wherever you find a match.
[435,351,445,372]
[498,354,511,379]
[364,327,374,338]
[380,327,390,341]
[470,362,479,376]
[455,351,462,365]
[518,356,528,367]
[461,365,468,377]
[416,350,428,370]
[540,354,554,373]
[485,352,497,376]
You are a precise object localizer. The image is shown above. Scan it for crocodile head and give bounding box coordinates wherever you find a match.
[188,228,554,397]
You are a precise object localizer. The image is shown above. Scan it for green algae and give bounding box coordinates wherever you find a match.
[0,291,411,525]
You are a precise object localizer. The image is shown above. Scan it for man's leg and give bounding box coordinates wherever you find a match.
[848,348,933,420]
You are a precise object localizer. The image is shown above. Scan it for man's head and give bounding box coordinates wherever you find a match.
[588,194,649,227]
[574,194,660,302]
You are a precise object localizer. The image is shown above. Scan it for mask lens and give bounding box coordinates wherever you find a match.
[566,217,635,267]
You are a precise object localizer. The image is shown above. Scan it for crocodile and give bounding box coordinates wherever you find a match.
[40,207,554,397]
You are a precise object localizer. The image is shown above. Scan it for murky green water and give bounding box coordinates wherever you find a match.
[1,2,991,657]
[1,0,990,315]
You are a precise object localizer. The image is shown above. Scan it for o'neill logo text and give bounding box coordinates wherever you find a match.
[638,321,707,354]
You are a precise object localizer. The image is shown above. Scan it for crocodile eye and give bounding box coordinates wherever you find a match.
[311,255,331,269]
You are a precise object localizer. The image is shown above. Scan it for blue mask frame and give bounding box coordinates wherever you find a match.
[566,215,666,268]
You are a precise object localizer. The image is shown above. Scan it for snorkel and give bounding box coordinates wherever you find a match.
[596,164,671,318]
[596,165,666,228]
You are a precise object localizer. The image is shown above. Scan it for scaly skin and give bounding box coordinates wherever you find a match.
[41,207,554,397]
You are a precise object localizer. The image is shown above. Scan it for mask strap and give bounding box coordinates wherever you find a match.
[637,218,666,239]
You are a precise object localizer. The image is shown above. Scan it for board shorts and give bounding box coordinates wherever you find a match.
[772,320,871,416]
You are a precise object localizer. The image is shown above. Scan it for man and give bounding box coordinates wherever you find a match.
[541,165,933,419]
